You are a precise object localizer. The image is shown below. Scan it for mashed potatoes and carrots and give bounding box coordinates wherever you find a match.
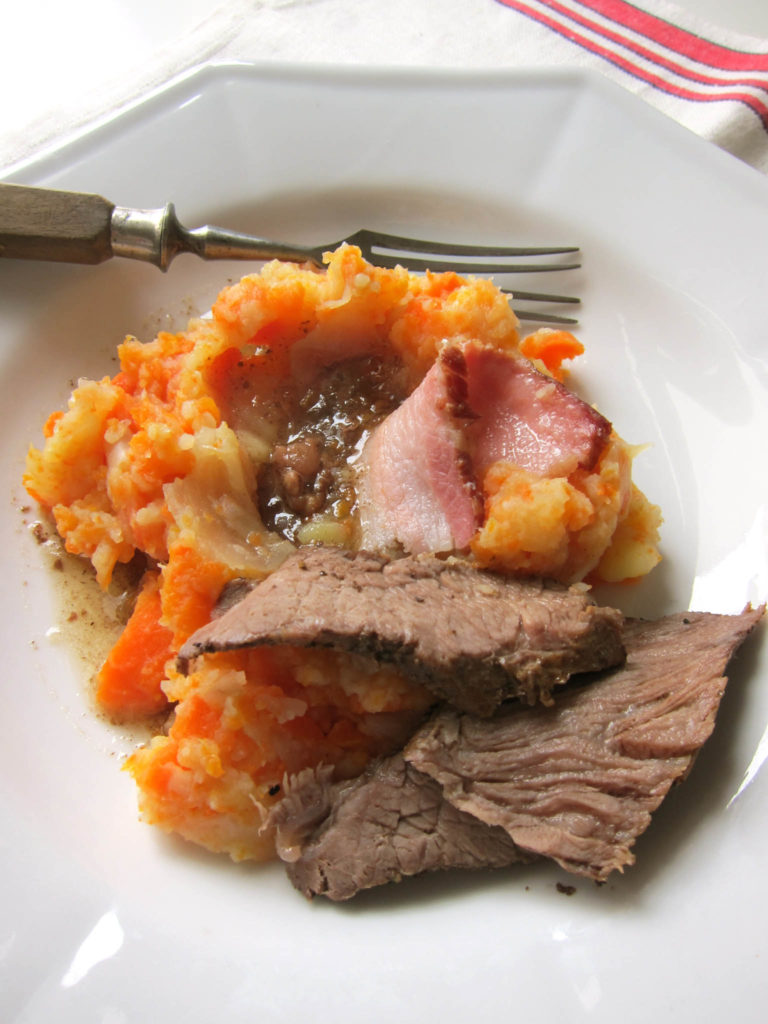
[24,245,661,861]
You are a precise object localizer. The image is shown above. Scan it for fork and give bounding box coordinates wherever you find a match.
[0,183,580,324]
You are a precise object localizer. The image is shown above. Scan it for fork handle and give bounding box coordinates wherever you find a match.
[0,183,114,264]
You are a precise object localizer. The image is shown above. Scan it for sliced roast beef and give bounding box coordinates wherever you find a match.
[356,340,612,556]
[406,606,764,882]
[178,546,626,716]
[266,753,530,901]
[274,605,762,899]
[356,346,482,555]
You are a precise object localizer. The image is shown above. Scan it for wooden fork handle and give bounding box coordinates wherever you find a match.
[0,183,114,264]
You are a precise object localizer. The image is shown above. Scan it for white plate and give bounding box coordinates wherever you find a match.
[2,65,767,1024]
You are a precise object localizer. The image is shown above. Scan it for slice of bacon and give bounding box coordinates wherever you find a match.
[357,342,612,556]
[463,344,612,478]
[356,347,482,554]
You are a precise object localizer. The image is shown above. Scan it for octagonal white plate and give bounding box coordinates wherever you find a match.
[1,64,767,1023]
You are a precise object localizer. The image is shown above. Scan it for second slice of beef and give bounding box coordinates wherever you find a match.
[407,606,764,881]
[178,546,625,716]
[267,754,531,901]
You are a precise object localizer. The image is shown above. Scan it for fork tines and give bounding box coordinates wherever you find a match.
[358,232,581,275]
[500,286,581,325]
[343,229,581,325]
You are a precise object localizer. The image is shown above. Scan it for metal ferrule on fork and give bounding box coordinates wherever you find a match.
[110,203,312,271]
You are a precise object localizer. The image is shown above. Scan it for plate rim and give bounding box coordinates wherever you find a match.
[5,59,768,196]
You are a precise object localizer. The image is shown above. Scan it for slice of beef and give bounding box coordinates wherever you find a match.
[463,344,612,476]
[356,346,482,555]
[266,754,531,901]
[406,606,764,882]
[178,546,626,716]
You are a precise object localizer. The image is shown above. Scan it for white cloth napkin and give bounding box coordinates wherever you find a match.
[3,0,768,175]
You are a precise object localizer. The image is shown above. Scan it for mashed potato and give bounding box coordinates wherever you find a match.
[24,245,661,861]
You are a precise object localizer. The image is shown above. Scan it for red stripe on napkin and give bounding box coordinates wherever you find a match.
[494,0,768,130]
[547,0,768,90]
[582,0,768,72]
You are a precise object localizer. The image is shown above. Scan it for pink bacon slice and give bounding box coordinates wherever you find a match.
[463,343,612,478]
[357,342,612,556]
[356,347,483,555]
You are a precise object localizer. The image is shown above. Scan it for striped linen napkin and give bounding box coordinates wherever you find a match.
[491,0,768,171]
